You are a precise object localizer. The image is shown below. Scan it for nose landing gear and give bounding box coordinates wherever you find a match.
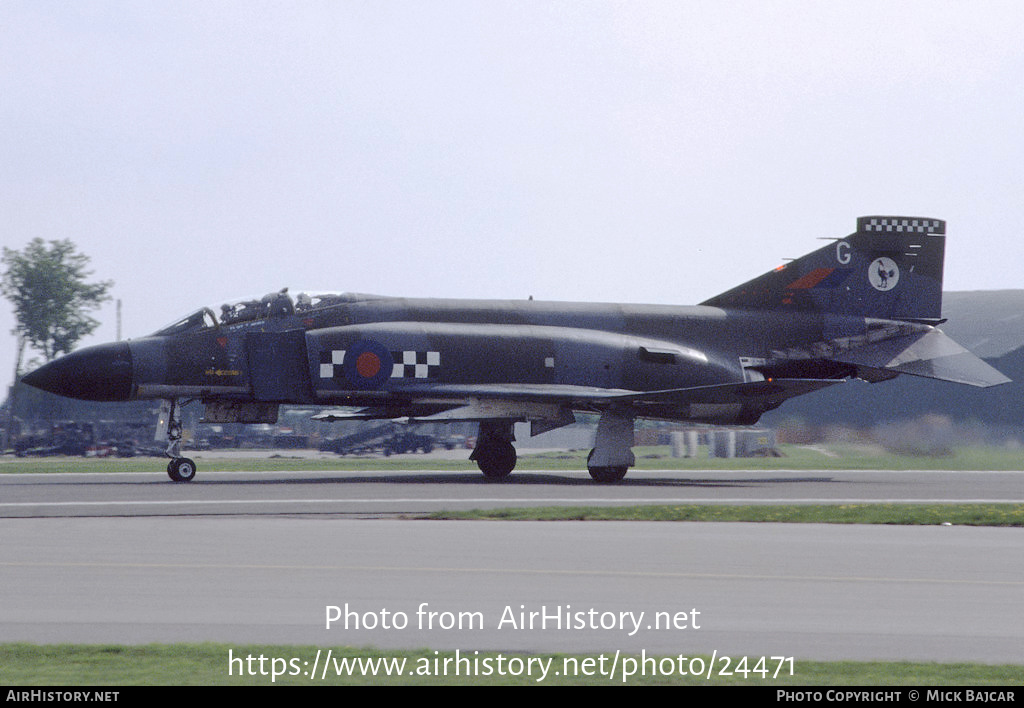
[167,456,197,482]
[163,399,197,482]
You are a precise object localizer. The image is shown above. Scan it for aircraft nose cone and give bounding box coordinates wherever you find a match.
[21,342,133,401]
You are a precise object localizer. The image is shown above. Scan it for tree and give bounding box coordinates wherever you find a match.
[2,239,113,372]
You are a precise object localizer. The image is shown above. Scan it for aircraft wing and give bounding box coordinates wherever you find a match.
[312,408,407,422]
[312,378,843,429]
[607,378,841,404]
[600,378,842,424]
[311,384,634,421]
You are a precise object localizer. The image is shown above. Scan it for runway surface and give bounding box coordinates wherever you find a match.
[1,465,1022,665]
[1,516,1022,664]
[2,467,1024,517]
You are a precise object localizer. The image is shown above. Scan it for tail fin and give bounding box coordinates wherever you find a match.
[702,216,946,324]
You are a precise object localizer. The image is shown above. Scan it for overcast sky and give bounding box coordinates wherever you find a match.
[3,1,1023,382]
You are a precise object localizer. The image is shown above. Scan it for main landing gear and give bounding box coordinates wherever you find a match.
[470,413,636,483]
[587,450,628,483]
[470,421,517,480]
[586,412,635,484]
[163,399,197,482]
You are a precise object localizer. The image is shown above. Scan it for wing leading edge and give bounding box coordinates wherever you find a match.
[312,377,844,431]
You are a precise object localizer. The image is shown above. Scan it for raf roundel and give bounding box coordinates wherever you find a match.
[341,340,394,389]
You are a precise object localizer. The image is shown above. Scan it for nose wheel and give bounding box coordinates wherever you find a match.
[163,398,198,482]
[167,456,197,482]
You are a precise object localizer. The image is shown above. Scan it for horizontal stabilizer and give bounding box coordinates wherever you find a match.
[832,329,1011,387]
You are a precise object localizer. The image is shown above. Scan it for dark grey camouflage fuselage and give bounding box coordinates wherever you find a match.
[22,216,1008,482]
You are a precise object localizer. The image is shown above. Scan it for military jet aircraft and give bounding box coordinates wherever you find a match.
[22,216,1009,482]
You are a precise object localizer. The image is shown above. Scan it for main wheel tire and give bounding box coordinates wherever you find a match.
[587,449,628,483]
[588,465,628,483]
[475,441,516,480]
[167,457,197,482]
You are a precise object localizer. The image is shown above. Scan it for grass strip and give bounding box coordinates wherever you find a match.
[426,503,1024,526]
[6,444,1024,473]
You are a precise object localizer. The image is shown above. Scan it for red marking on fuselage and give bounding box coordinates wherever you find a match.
[786,267,834,290]
[356,352,381,378]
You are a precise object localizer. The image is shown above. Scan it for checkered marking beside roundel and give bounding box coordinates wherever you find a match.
[319,349,441,381]
[391,350,441,379]
[319,349,346,380]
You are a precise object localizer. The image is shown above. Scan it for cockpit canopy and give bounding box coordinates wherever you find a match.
[220,288,295,324]
[152,308,219,337]
[151,289,360,336]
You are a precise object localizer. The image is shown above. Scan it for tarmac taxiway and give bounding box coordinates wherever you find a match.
[0,463,1022,665]
[0,466,1022,517]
